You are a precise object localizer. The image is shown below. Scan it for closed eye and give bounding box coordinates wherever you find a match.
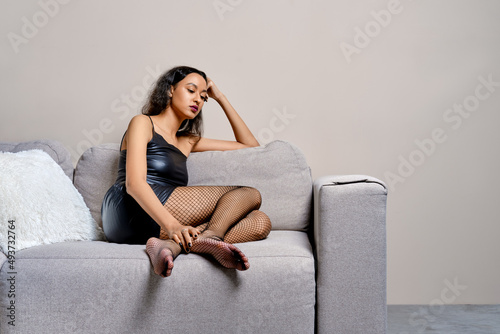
[186,85,207,102]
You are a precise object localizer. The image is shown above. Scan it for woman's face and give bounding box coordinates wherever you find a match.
[170,73,208,119]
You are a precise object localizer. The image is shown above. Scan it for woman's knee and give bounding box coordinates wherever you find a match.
[251,210,272,239]
[240,186,262,209]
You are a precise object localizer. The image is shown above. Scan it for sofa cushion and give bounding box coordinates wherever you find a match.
[73,143,120,230]
[0,150,104,253]
[74,140,312,231]
[187,141,313,230]
[0,230,315,333]
[0,139,74,179]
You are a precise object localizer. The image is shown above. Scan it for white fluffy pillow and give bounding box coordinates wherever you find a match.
[0,149,105,253]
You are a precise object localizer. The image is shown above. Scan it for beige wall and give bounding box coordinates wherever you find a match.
[1,0,499,304]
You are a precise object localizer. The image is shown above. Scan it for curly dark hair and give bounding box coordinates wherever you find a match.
[142,66,207,138]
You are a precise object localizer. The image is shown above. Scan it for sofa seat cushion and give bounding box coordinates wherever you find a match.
[0,231,315,334]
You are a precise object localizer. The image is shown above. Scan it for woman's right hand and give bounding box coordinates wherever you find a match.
[206,77,224,102]
[167,222,199,253]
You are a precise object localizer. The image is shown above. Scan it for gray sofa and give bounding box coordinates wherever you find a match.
[0,139,387,334]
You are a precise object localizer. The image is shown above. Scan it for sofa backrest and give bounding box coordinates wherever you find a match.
[74,140,313,232]
[0,140,74,179]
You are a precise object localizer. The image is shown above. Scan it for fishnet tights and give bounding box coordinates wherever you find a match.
[159,186,271,243]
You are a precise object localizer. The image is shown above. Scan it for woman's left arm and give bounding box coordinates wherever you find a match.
[191,78,259,152]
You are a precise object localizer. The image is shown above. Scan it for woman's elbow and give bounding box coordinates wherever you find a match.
[125,179,144,197]
[244,139,260,148]
[125,181,136,196]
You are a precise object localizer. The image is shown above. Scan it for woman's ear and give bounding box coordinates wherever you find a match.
[169,85,174,98]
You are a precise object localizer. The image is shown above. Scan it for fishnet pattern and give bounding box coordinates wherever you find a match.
[189,237,249,270]
[205,186,262,239]
[223,210,272,244]
[159,186,271,243]
[159,186,237,239]
[145,238,181,277]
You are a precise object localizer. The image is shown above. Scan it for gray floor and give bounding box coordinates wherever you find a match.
[388,305,500,334]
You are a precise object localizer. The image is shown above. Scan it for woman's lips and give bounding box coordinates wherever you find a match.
[190,106,198,112]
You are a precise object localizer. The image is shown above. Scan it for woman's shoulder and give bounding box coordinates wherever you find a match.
[123,114,154,146]
[127,114,155,134]
[129,114,152,126]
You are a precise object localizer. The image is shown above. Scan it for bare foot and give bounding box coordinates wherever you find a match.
[145,238,180,277]
[190,232,250,271]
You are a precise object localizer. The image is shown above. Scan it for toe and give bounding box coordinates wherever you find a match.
[165,255,174,277]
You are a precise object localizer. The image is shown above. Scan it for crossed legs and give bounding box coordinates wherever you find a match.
[146,186,271,277]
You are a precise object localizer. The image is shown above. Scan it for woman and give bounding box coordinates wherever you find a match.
[101,66,271,278]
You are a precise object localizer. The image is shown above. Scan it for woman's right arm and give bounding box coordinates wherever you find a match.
[124,115,196,250]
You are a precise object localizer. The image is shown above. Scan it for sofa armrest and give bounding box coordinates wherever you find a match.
[314,175,387,334]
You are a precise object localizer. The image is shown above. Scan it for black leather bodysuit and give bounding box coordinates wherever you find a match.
[101,116,188,244]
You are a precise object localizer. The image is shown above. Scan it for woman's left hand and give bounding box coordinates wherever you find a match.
[206,77,224,101]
